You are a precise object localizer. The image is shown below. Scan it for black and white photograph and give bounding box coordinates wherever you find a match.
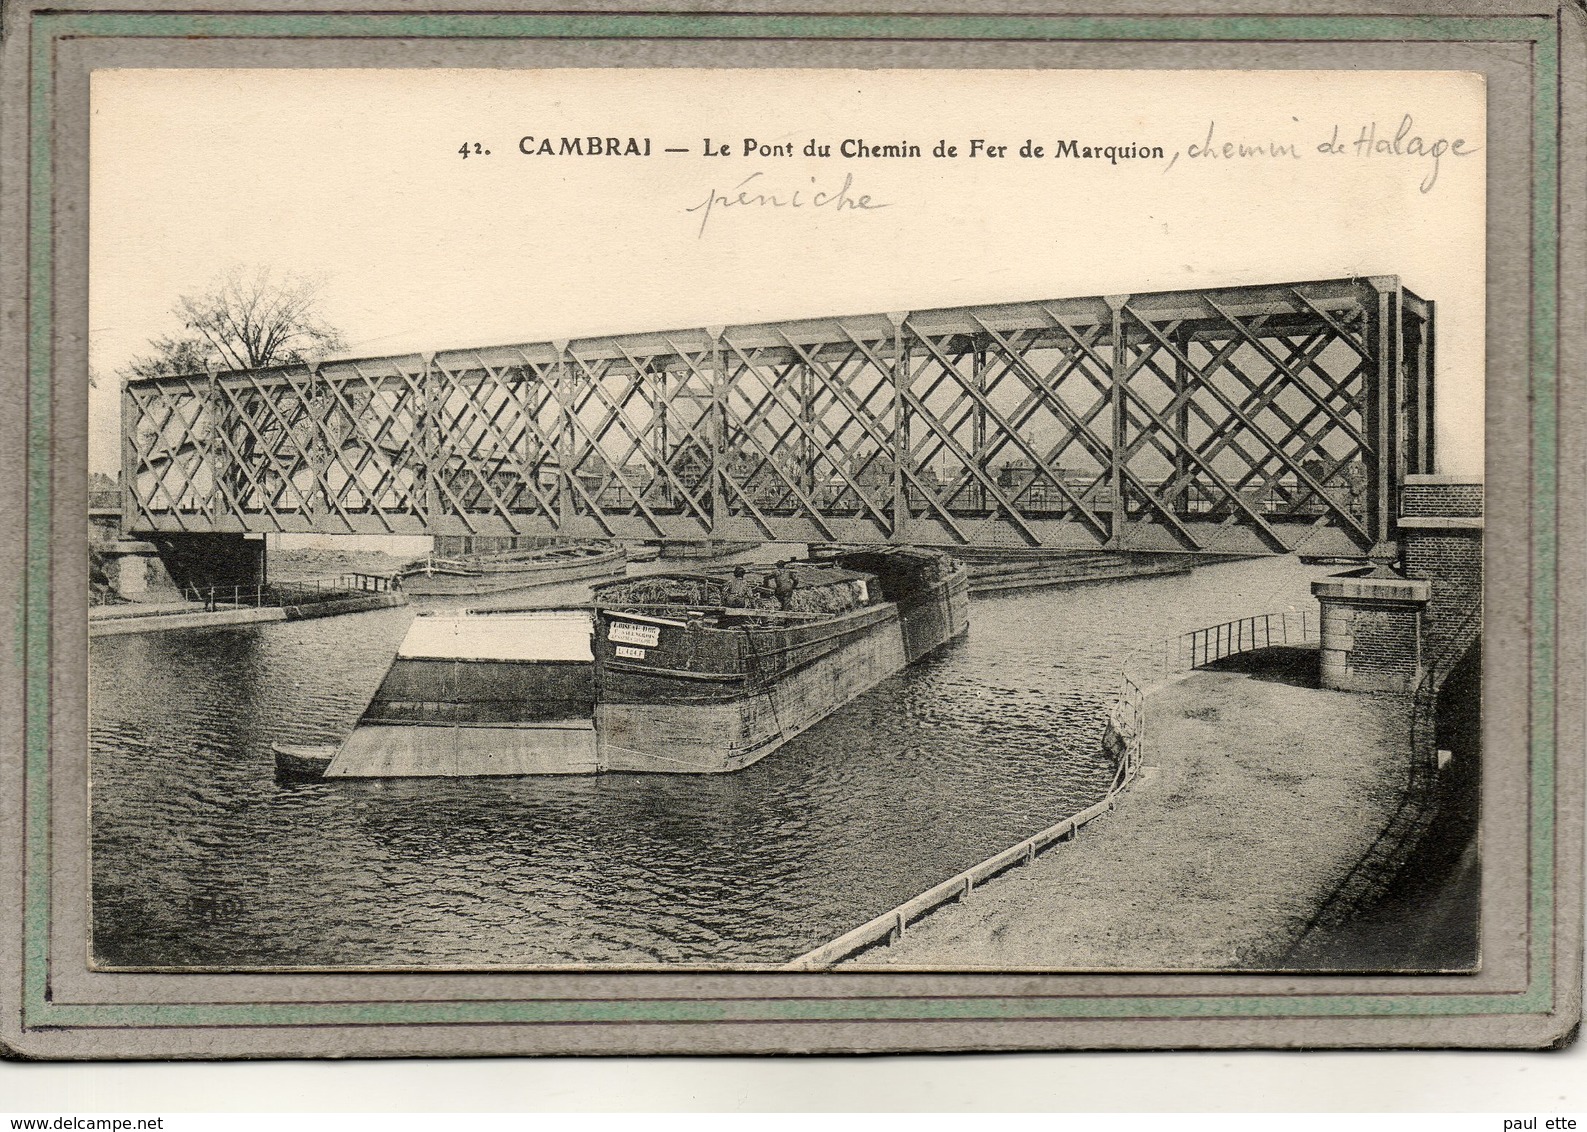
[81,65,1492,979]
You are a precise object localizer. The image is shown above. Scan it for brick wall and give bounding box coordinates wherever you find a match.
[1317,599,1425,692]
[1402,481,1483,519]
[1399,477,1482,657]
[1344,605,1422,678]
[1404,531,1482,648]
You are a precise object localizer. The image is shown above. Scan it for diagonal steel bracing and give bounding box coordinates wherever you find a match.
[120,276,1433,554]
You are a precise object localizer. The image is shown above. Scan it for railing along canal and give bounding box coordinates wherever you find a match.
[781,608,1321,970]
[184,572,397,611]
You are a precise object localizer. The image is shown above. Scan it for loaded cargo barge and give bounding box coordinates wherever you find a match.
[593,549,969,773]
[274,548,968,778]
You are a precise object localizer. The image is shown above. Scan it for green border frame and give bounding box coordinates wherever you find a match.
[22,9,1561,1036]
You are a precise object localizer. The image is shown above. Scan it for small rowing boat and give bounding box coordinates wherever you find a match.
[273,742,337,780]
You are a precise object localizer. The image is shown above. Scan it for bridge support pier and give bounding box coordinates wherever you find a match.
[145,533,268,592]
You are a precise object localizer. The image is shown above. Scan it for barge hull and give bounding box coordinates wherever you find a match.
[320,608,601,776]
[596,568,969,773]
[596,614,911,773]
[325,719,598,777]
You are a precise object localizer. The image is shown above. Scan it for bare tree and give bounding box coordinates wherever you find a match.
[121,335,216,380]
[120,266,347,378]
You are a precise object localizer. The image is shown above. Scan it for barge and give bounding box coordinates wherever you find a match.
[398,542,626,596]
[275,608,599,778]
[657,539,761,561]
[592,549,969,773]
[274,548,968,778]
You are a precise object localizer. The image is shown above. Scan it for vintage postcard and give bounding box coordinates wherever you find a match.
[1,2,1580,1057]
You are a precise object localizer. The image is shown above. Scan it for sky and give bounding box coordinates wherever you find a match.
[89,67,1485,475]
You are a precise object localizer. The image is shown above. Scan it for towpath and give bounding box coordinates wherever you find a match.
[89,598,287,636]
[844,649,1415,970]
[89,591,404,637]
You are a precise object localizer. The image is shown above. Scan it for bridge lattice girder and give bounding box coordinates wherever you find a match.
[121,276,1433,555]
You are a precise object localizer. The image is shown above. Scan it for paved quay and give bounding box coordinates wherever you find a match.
[89,592,404,637]
[90,599,291,636]
[89,598,207,619]
[844,649,1414,970]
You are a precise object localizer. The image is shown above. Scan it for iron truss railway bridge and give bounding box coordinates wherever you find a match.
[121,276,1434,558]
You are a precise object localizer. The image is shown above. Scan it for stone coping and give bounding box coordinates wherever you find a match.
[1312,575,1432,603]
[1397,516,1484,530]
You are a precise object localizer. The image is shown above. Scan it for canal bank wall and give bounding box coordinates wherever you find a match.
[829,644,1417,970]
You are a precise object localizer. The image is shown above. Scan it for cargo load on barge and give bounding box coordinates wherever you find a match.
[273,549,968,778]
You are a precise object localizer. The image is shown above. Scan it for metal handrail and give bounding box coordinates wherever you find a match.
[183,572,395,609]
[1110,610,1318,703]
[184,581,268,610]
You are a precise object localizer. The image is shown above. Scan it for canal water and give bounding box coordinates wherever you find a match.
[90,553,1329,969]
